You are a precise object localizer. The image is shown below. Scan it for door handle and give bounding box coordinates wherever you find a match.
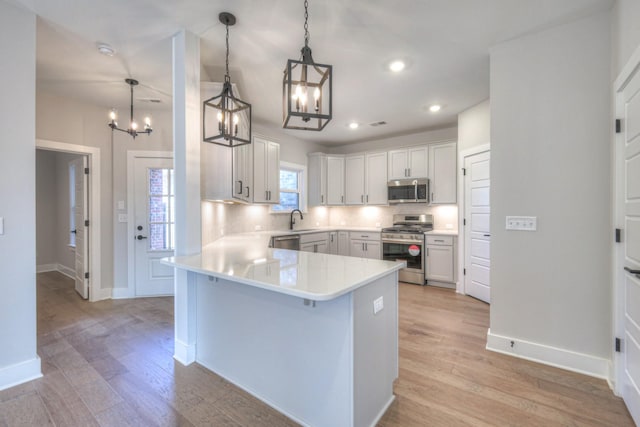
[624,266,640,278]
[483,234,491,237]
[71,229,77,234]
[136,235,148,240]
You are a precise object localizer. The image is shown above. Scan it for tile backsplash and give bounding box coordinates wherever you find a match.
[202,201,458,246]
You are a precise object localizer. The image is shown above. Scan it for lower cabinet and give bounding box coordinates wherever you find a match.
[338,231,350,256]
[425,235,456,283]
[349,232,381,259]
[328,232,338,254]
[300,232,329,254]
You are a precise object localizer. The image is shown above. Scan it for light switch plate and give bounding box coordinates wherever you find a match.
[506,216,537,231]
[373,296,384,314]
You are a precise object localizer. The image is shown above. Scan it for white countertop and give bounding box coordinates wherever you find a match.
[425,229,458,236]
[270,226,382,236]
[162,233,404,301]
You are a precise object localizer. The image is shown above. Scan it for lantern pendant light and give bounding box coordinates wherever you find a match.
[283,0,332,131]
[108,78,152,139]
[203,12,252,147]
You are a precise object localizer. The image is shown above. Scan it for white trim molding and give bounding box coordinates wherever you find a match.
[0,357,42,391]
[174,339,196,366]
[486,329,610,379]
[36,264,57,273]
[36,139,103,302]
[456,143,490,294]
[57,263,75,279]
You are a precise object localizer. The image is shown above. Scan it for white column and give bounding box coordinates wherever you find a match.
[172,30,201,365]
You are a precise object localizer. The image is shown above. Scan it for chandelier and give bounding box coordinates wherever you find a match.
[203,12,252,147]
[108,78,152,138]
[283,0,332,131]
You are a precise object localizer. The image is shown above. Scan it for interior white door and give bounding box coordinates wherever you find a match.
[617,61,640,424]
[464,150,490,303]
[72,156,89,299]
[134,157,175,296]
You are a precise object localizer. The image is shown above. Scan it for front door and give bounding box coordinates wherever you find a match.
[616,57,640,424]
[71,156,89,299]
[464,150,491,303]
[133,157,175,296]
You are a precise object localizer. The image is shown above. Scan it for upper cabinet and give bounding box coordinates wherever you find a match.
[428,141,457,204]
[308,153,345,206]
[345,152,388,205]
[388,146,428,179]
[253,136,280,204]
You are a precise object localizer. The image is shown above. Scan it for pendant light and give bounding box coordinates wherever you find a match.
[108,78,152,139]
[283,0,332,131]
[203,12,252,147]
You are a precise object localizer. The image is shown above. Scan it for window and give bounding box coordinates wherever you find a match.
[272,162,306,212]
[148,168,175,251]
[69,162,76,247]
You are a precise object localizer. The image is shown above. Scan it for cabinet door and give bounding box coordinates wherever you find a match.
[426,245,454,282]
[266,141,280,203]
[329,232,338,254]
[365,241,381,260]
[388,150,408,179]
[300,242,316,253]
[365,152,388,205]
[326,156,345,205]
[233,143,252,202]
[315,241,329,254]
[429,142,457,204]
[253,137,268,203]
[408,146,428,178]
[350,240,367,258]
[308,154,327,206]
[338,231,349,256]
[345,155,365,205]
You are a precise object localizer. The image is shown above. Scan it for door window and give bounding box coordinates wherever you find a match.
[148,168,175,251]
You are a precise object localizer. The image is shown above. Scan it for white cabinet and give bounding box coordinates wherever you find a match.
[338,231,349,256]
[253,136,280,204]
[233,143,253,202]
[328,232,338,254]
[345,155,365,205]
[349,232,381,259]
[388,146,428,179]
[425,235,456,283]
[308,154,344,206]
[345,153,387,205]
[428,141,457,204]
[300,232,329,254]
[326,156,345,205]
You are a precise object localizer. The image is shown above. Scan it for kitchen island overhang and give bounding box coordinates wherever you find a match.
[162,234,405,427]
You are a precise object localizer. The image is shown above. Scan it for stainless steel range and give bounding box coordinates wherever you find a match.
[381,214,433,285]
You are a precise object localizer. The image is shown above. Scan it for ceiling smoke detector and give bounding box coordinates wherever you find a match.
[96,42,115,56]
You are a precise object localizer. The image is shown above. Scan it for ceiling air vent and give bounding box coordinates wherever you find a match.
[138,98,162,104]
[369,121,387,127]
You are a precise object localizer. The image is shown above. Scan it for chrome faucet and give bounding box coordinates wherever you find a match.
[290,209,304,230]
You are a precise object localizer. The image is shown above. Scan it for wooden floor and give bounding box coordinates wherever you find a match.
[0,272,633,426]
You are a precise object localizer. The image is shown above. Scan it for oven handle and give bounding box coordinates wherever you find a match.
[382,239,424,245]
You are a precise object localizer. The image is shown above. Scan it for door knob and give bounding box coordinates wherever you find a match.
[137,225,143,231]
[71,229,77,234]
[136,235,148,240]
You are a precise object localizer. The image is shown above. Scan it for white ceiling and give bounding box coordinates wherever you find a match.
[17,0,613,146]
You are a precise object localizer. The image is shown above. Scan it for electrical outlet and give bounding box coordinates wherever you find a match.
[506,216,537,231]
[373,296,384,314]
[118,214,128,223]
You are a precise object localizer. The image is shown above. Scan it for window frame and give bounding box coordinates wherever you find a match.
[68,161,76,248]
[271,161,307,213]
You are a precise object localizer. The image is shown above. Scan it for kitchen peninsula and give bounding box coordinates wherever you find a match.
[162,233,405,427]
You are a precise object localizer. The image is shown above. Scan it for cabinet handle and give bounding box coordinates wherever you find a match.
[426,248,429,256]
[245,186,250,198]
[236,180,243,195]
[331,235,334,242]
[483,234,491,237]
[341,195,344,203]
[434,239,444,242]
[431,192,434,201]
[265,191,268,200]
[362,243,365,251]
[366,195,369,203]
[361,195,364,203]
[321,195,324,204]
[365,242,368,251]
[408,168,411,176]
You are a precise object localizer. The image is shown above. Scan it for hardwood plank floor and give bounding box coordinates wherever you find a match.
[0,272,632,426]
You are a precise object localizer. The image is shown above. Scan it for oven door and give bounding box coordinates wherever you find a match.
[382,238,425,284]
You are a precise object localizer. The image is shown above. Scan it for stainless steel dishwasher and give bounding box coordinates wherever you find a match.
[270,235,300,250]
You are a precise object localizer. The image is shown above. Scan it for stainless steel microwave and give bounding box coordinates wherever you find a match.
[387,178,429,204]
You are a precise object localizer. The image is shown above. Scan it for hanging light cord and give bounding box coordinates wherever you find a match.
[304,0,310,48]
[224,20,230,82]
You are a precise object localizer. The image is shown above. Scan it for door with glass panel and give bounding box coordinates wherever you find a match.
[134,157,175,296]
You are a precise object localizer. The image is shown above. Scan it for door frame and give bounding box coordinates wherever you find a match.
[125,150,173,298]
[35,139,103,301]
[612,43,640,396]
[457,143,490,295]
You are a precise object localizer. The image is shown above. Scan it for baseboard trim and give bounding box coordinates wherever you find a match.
[36,264,57,273]
[94,288,112,301]
[57,264,75,280]
[0,357,42,391]
[486,329,609,379]
[174,339,196,366]
[369,395,395,427]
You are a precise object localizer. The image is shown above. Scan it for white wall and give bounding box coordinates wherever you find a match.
[458,100,490,152]
[490,12,611,363]
[612,0,640,78]
[327,127,457,155]
[0,0,40,388]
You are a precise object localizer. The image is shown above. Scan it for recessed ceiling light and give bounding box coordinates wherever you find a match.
[429,104,442,113]
[96,42,115,56]
[348,122,359,130]
[389,60,405,72]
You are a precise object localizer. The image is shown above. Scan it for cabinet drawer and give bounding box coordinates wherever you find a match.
[426,235,453,246]
[349,232,380,241]
[300,232,329,244]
